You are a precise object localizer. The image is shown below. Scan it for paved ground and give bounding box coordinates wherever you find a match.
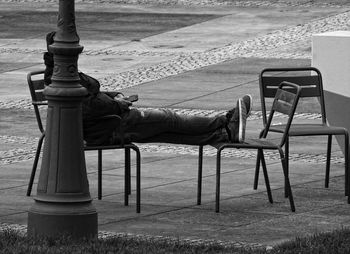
[1,0,350,250]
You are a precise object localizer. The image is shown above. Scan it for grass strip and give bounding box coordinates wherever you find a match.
[1,227,350,253]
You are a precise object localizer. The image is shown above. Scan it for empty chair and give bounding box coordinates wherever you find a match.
[255,67,349,197]
[198,82,302,212]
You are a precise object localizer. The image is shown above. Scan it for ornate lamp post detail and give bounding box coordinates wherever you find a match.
[28,0,97,238]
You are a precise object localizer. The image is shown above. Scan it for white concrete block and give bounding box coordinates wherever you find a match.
[312,31,350,155]
[312,31,350,97]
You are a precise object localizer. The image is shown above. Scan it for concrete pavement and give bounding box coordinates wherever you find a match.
[1,0,350,250]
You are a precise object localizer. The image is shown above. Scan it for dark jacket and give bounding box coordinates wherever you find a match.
[43,31,123,145]
[78,72,124,145]
[78,72,122,120]
[44,55,124,145]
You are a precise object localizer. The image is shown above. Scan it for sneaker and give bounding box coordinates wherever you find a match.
[226,98,247,143]
[242,94,253,117]
[237,98,247,143]
[225,108,236,142]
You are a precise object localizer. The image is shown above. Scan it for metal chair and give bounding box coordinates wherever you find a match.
[255,67,349,198]
[198,82,302,212]
[26,69,141,213]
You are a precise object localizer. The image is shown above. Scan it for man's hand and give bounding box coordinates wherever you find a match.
[114,95,132,113]
[114,93,126,100]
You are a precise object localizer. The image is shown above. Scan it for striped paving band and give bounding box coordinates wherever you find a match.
[98,11,349,91]
[0,11,348,92]
[0,97,322,121]
[0,8,347,167]
[0,134,345,166]
[0,0,346,8]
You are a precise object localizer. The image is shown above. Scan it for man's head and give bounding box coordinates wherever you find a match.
[43,31,56,85]
[46,31,56,51]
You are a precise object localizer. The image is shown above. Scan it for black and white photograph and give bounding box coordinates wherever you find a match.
[0,0,350,253]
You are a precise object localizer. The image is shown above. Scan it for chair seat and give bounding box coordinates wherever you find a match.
[211,138,278,150]
[84,143,137,150]
[269,123,347,136]
[84,144,125,150]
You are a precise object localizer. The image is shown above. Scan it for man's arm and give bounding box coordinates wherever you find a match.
[83,92,130,120]
[103,91,124,98]
[113,95,132,113]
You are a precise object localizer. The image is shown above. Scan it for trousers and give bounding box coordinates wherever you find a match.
[122,108,229,145]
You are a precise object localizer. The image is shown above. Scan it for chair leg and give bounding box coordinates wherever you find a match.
[344,132,349,198]
[254,150,261,190]
[98,149,102,200]
[279,148,295,212]
[284,136,289,198]
[197,145,203,205]
[215,148,223,213]
[27,134,45,196]
[325,135,332,188]
[125,148,131,195]
[131,146,141,213]
[124,148,131,206]
[254,129,265,190]
[259,149,273,203]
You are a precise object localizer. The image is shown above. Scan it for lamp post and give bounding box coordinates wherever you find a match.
[27,0,97,238]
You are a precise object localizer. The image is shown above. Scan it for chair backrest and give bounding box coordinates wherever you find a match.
[27,69,127,146]
[27,70,47,134]
[261,81,302,147]
[259,67,326,126]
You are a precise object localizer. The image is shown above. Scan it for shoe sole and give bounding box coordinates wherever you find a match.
[245,94,253,117]
[238,98,247,143]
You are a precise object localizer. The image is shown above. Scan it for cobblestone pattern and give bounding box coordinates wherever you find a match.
[0,134,345,166]
[0,47,197,58]
[0,107,325,165]
[94,11,350,91]
[139,144,345,164]
[0,96,322,120]
[0,147,37,165]
[84,49,197,58]
[0,0,347,8]
[0,135,38,165]
[0,11,348,94]
[0,135,38,145]
[0,7,348,166]
[0,98,33,110]
[0,3,347,249]
[0,222,268,251]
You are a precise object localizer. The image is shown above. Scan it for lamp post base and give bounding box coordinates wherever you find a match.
[27,0,98,239]
[28,201,97,239]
